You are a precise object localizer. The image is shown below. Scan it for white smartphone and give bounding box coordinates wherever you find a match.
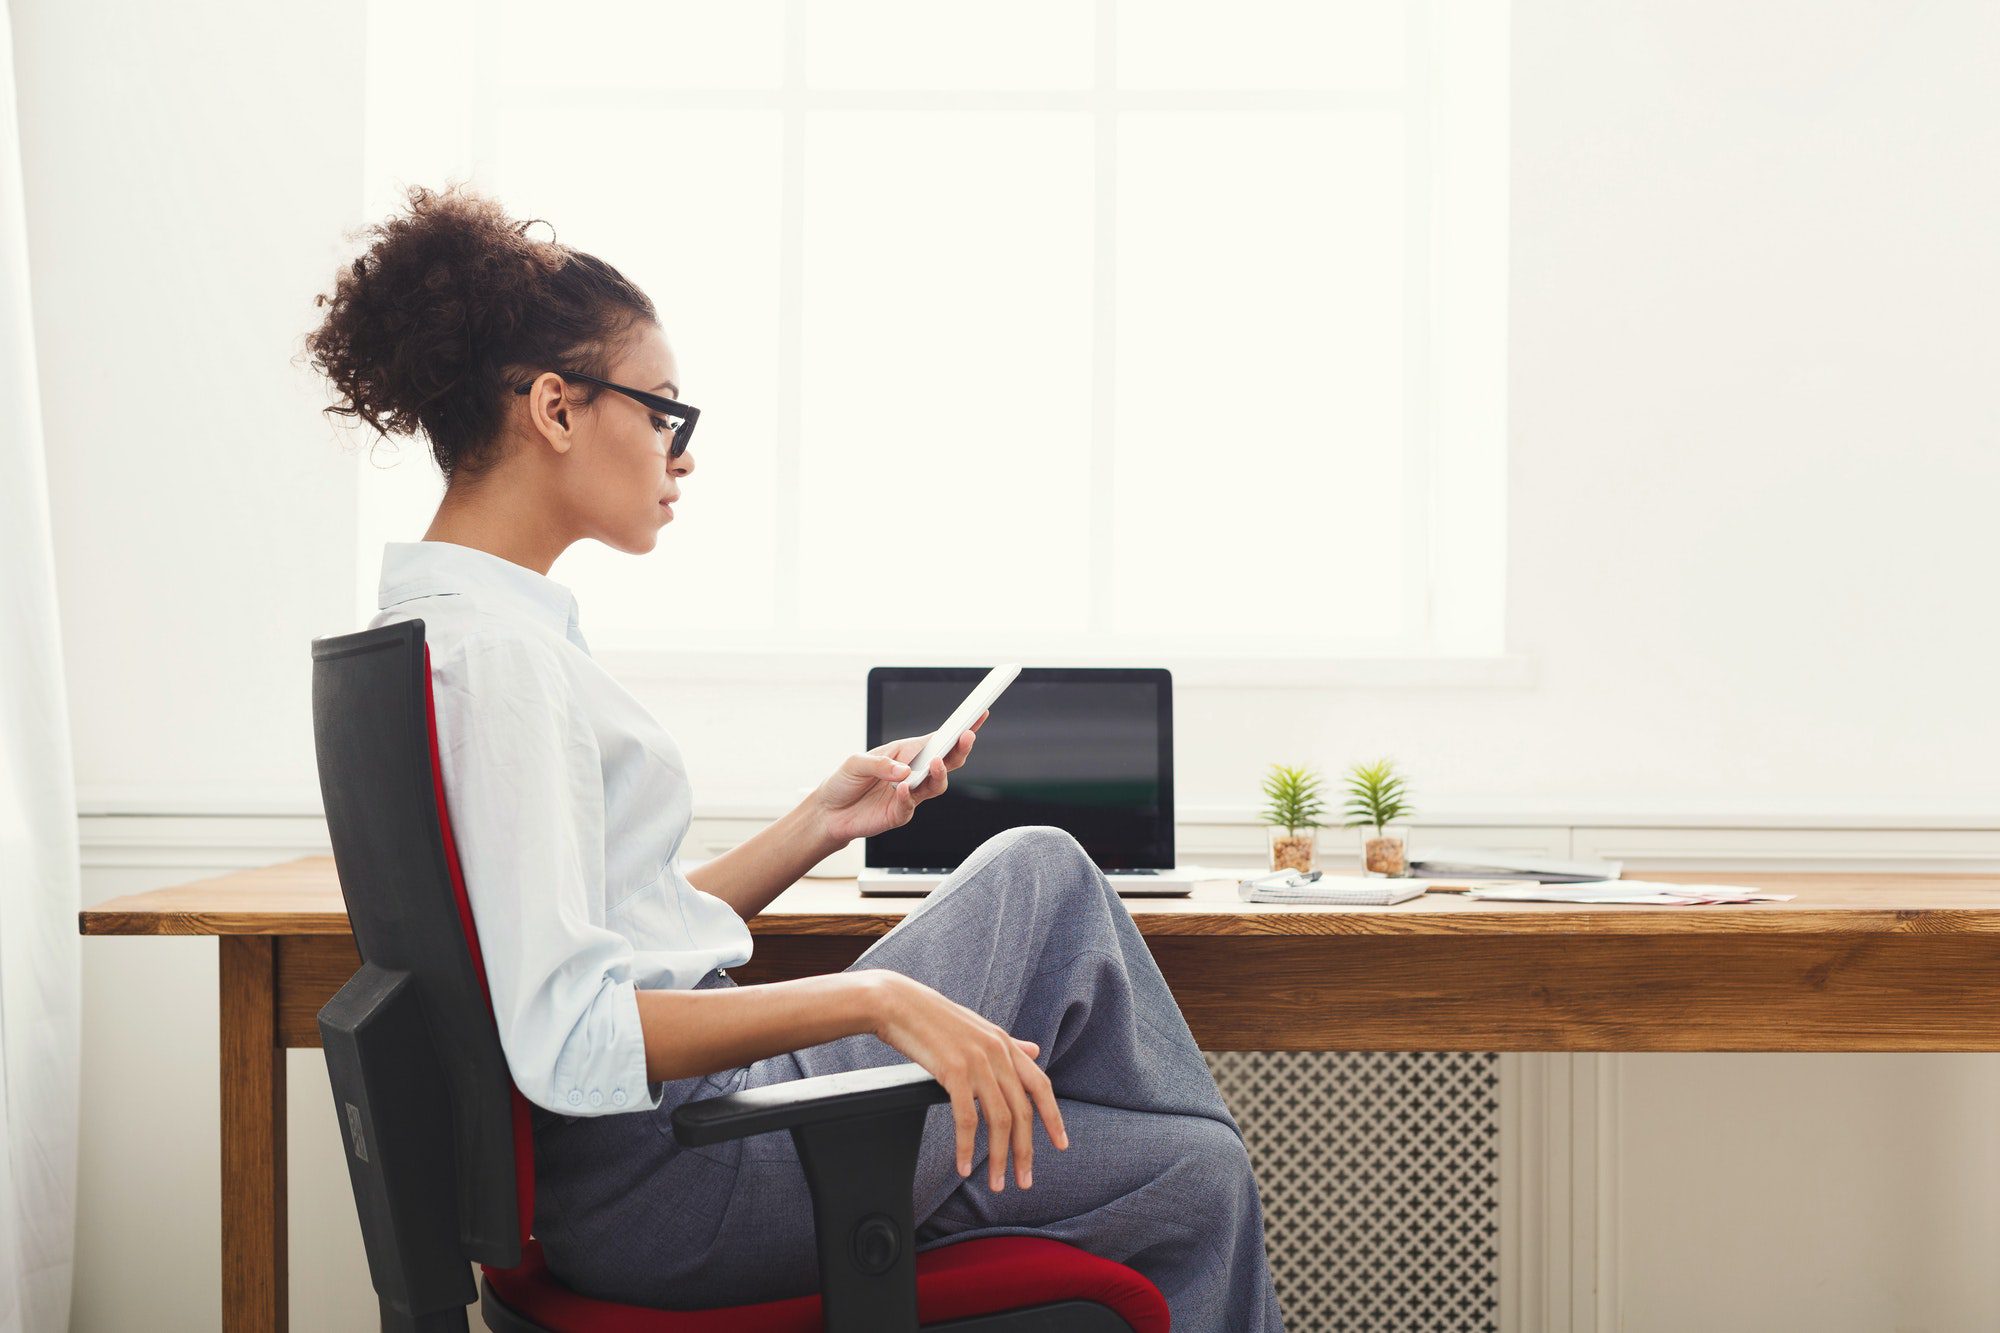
[900,663,1021,792]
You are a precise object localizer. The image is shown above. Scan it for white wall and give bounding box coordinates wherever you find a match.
[15,0,2000,1329]
[1617,1054,2000,1331]
[25,5,2000,826]
[13,3,371,1328]
[1501,0,2000,818]
[15,0,364,812]
[1516,5,2000,1330]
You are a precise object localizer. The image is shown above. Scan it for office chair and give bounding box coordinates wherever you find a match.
[309,620,1170,1332]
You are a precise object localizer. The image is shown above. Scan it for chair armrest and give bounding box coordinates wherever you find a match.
[671,1061,948,1147]
[671,1062,948,1333]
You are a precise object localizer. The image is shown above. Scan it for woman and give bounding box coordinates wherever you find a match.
[306,185,1283,1330]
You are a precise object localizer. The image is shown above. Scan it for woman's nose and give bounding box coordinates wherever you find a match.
[671,447,695,478]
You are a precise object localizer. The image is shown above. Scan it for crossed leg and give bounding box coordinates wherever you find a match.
[796,826,1285,1331]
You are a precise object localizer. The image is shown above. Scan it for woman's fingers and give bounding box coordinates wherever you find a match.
[853,752,911,784]
[1017,1046,1069,1152]
[949,1079,979,1179]
[877,983,1064,1193]
[995,1054,1037,1188]
[911,756,947,800]
[978,1071,1015,1192]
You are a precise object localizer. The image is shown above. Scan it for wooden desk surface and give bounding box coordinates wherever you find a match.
[78,855,2000,939]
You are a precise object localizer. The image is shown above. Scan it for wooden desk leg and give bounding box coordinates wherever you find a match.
[220,936,288,1332]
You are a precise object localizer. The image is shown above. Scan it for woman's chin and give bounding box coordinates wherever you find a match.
[608,527,662,555]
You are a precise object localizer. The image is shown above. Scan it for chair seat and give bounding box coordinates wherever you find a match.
[482,1235,1168,1332]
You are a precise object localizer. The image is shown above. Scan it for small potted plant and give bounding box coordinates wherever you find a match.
[1259,764,1327,873]
[1343,758,1412,876]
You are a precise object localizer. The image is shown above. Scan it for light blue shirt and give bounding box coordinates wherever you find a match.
[369,540,753,1117]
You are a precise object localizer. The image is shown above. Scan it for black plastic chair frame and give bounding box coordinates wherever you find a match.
[312,620,1137,1333]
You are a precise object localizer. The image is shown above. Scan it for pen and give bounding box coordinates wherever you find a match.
[1239,869,1322,890]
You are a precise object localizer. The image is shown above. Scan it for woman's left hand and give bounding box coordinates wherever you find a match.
[808,711,988,847]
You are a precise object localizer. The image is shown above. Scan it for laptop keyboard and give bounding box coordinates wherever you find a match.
[865,865,1192,897]
[885,865,1160,875]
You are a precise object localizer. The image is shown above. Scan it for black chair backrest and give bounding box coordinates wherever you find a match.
[311,620,526,1319]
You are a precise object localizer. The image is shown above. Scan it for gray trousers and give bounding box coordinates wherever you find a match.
[532,825,1285,1331]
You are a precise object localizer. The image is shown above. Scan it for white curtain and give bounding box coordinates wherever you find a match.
[0,1,81,1329]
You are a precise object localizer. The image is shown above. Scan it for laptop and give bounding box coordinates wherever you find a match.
[858,666,1199,897]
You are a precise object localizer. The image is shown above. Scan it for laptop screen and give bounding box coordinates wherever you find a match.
[865,667,1174,871]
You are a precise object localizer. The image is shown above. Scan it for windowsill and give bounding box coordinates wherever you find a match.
[592,648,1538,690]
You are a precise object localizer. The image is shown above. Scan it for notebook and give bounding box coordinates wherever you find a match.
[1236,873,1430,906]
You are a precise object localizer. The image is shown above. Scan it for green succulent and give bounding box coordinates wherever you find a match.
[1342,758,1412,833]
[1259,764,1327,835]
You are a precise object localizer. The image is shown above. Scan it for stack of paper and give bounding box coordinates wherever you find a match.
[1408,848,1624,883]
[1464,881,1794,906]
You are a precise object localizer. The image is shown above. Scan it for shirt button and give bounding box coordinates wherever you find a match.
[589,1090,604,1108]
[611,1090,628,1107]
[567,1090,583,1107]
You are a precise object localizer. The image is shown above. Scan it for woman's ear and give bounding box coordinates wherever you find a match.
[522,372,574,455]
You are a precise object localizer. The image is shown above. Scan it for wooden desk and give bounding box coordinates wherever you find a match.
[82,861,2000,1332]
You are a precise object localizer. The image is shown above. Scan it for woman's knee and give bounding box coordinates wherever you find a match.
[940,826,1112,925]
[975,823,1077,859]
[994,825,1102,883]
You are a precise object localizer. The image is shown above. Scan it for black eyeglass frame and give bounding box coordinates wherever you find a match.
[513,370,700,457]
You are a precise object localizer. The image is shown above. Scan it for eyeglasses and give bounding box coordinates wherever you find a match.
[513,370,700,458]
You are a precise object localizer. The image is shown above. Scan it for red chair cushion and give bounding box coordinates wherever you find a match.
[482,1236,1169,1332]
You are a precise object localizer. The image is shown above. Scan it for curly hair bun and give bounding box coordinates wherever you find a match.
[306,184,655,480]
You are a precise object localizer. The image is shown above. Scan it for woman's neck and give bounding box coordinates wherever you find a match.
[422,476,571,575]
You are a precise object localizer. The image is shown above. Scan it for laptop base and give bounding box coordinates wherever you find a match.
[858,867,1197,898]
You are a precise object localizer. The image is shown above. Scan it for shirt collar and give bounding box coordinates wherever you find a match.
[377,541,582,640]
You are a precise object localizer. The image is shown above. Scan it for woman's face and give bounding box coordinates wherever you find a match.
[524,321,693,555]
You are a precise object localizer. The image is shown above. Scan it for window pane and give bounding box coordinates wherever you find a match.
[798,111,1095,648]
[1113,110,1407,641]
[362,4,1512,662]
[806,0,1093,91]
[489,107,786,647]
[1117,0,1405,92]
[496,0,784,91]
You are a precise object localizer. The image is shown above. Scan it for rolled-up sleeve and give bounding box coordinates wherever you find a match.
[430,632,660,1116]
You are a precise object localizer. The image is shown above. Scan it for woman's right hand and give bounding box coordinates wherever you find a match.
[864,970,1069,1192]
